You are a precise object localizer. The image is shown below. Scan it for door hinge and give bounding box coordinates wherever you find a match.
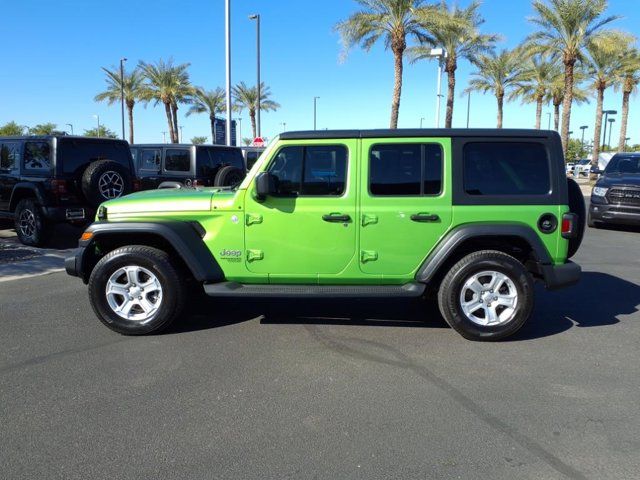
[361,213,378,227]
[246,213,263,226]
[360,250,378,263]
[246,250,264,262]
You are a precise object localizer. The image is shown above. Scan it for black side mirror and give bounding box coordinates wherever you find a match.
[255,171,275,201]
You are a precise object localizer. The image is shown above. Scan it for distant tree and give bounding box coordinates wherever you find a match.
[191,136,207,145]
[0,121,27,136]
[242,137,253,146]
[95,66,145,144]
[615,47,640,152]
[186,87,226,143]
[232,82,280,138]
[566,138,587,161]
[29,123,57,135]
[466,49,522,128]
[84,126,117,138]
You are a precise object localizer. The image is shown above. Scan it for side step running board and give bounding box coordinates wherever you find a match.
[203,282,426,298]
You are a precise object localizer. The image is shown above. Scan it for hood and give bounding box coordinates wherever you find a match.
[102,187,237,214]
[597,173,640,188]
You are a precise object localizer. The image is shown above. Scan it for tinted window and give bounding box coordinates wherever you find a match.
[370,144,442,196]
[139,149,161,171]
[268,145,347,196]
[464,142,550,196]
[605,155,640,174]
[165,149,190,172]
[246,151,260,169]
[23,141,51,172]
[0,142,20,171]
[197,147,244,176]
[57,138,131,174]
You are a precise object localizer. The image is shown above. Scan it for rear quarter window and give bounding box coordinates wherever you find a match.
[197,147,244,176]
[463,142,550,196]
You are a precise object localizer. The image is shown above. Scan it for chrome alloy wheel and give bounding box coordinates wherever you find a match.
[98,171,124,199]
[18,209,36,238]
[105,266,163,323]
[459,270,518,326]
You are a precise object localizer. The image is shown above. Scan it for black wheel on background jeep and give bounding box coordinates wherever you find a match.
[214,165,245,187]
[14,198,52,247]
[82,159,132,208]
[437,250,534,341]
[88,245,186,335]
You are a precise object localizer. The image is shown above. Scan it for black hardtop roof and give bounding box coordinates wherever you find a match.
[131,143,240,149]
[279,128,559,141]
[0,135,129,144]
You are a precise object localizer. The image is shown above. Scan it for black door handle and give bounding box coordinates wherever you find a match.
[410,214,440,222]
[323,214,351,223]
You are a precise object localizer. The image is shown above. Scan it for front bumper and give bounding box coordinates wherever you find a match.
[539,261,581,291]
[65,244,93,283]
[589,201,640,226]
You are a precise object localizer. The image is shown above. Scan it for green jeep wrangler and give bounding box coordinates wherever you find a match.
[66,129,584,341]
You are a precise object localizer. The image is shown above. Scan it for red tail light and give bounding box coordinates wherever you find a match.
[561,213,576,238]
[132,179,141,191]
[192,179,203,188]
[51,179,68,195]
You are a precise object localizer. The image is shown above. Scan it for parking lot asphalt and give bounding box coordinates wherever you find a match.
[1,223,639,479]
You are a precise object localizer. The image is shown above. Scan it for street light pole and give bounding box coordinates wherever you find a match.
[162,132,167,144]
[580,125,588,154]
[466,91,471,128]
[179,126,183,143]
[313,96,320,130]
[225,0,232,146]
[93,115,100,137]
[608,118,615,150]
[249,14,261,138]
[120,57,127,141]
[238,117,242,144]
[601,110,617,150]
[547,112,551,130]
[280,122,286,132]
[420,117,425,128]
[66,123,74,135]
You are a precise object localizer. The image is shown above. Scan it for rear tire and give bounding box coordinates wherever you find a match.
[567,178,586,258]
[437,250,534,341]
[88,246,186,335]
[14,198,51,247]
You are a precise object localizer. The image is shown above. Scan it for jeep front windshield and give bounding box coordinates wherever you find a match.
[605,156,640,175]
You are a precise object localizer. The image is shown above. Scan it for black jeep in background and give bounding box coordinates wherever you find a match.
[0,135,135,246]
[130,144,246,190]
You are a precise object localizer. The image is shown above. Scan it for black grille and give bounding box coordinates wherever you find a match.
[607,188,640,206]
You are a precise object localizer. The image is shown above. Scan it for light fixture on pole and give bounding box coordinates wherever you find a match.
[66,123,74,135]
[601,110,617,150]
[93,115,100,137]
[607,118,615,150]
[225,0,233,146]
[249,13,261,137]
[313,96,320,130]
[624,137,631,151]
[120,57,127,141]
[280,122,286,132]
[427,48,447,128]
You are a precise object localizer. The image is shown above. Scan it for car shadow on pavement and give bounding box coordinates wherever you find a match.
[510,271,640,341]
[172,272,638,341]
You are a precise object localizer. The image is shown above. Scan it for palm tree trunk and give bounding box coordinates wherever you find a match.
[445,58,456,129]
[171,103,179,143]
[127,101,135,145]
[390,47,404,129]
[618,87,631,152]
[535,95,543,129]
[560,60,576,156]
[210,115,216,144]
[592,87,604,165]
[250,109,257,139]
[164,102,175,144]
[496,94,504,129]
[554,103,560,131]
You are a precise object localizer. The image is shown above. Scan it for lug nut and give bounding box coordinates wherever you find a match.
[494,296,498,301]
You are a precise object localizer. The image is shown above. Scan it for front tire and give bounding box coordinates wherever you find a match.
[14,198,51,247]
[437,250,534,341]
[88,246,186,335]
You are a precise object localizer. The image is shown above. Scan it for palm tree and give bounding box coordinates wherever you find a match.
[232,82,280,139]
[527,0,620,154]
[586,33,632,163]
[411,1,497,128]
[547,67,588,130]
[510,54,559,129]
[466,49,522,128]
[186,87,226,143]
[94,67,145,144]
[615,48,640,152]
[335,0,428,128]
[138,59,192,143]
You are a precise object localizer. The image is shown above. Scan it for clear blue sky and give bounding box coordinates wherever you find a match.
[1,0,638,145]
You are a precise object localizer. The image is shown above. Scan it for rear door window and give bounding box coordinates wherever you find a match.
[23,141,51,172]
[164,149,191,173]
[0,142,20,172]
[57,138,131,174]
[139,149,161,172]
[463,142,550,196]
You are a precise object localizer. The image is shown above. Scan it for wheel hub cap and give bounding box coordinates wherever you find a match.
[105,265,163,323]
[459,270,518,326]
[18,209,36,237]
[98,171,124,199]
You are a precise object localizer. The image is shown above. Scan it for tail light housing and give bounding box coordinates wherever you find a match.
[50,179,68,195]
[132,179,141,191]
[561,213,577,239]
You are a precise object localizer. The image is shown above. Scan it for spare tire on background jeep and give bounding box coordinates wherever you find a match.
[214,165,245,187]
[82,159,132,207]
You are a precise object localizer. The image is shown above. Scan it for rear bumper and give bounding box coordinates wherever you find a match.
[589,202,640,226]
[539,261,581,291]
[43,205,94,223]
